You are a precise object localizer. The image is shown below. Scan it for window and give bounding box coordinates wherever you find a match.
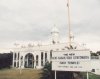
[50,50,52,59]
[36,55,38,66]
[45,53,47,62]
[18,53,19,60]
[92,69,95,72]
[14,62,16,67]
[14,53,16,60]
[41,52,43,66]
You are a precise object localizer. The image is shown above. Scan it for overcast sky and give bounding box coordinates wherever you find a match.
[0,0,100,52]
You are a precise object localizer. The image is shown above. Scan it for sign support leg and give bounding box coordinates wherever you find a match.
[55,71,57,79]
[87,72,89,79]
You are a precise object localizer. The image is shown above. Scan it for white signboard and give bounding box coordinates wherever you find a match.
[52,61,91,72]
[52,50,91,72]
[52,50,90,61]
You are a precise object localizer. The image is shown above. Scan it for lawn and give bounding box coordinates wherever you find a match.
[0,69,42,79]
[0,69,100,79]
[89,73,100,79]
[82,72,100,79]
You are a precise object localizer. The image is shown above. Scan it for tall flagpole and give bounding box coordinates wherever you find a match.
[67,0,71,48]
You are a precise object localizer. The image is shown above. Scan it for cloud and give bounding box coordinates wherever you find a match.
[0,0,99,51]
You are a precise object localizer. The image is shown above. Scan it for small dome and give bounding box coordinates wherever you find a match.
[51,26,59,33]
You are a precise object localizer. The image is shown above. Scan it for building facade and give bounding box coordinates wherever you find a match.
[12,27,86,69]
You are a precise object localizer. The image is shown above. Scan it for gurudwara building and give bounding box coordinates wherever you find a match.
[12,26,86,69]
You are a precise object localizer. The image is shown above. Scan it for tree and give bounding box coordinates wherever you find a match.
[90,51,98,56]
[41,62,85,79]
[40,62,74,79]
[41,62,54,79]
[0,53,13,69]
[96,51,100,55]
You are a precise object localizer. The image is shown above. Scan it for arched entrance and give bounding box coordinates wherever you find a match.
[24,53,34,68]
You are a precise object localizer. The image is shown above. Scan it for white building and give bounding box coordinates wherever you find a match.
[12,26,87,69]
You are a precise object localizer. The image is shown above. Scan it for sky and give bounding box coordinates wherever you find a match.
[0,0,100,52]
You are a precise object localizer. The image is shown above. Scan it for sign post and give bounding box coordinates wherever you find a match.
[55,71,57,79]
[87,72,89,79]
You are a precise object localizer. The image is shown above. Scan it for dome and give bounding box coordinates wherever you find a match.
[51,26,59,33]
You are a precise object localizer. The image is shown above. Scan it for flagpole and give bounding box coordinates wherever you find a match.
[67,0,71,48]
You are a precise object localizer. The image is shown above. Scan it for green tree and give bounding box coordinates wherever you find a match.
[0,53,13,69]
[41,62,85,79]
[41,62,54,79]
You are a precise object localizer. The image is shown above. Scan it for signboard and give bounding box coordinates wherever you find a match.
[52,50,90,61]
[52,50,91,72]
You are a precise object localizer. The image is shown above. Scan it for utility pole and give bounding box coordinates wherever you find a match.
[67,0,72,48]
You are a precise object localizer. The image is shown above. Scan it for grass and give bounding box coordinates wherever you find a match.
[0,68,42,79]
[0,69,100,79]
[89,73,100,79]
[82,72,100,79]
